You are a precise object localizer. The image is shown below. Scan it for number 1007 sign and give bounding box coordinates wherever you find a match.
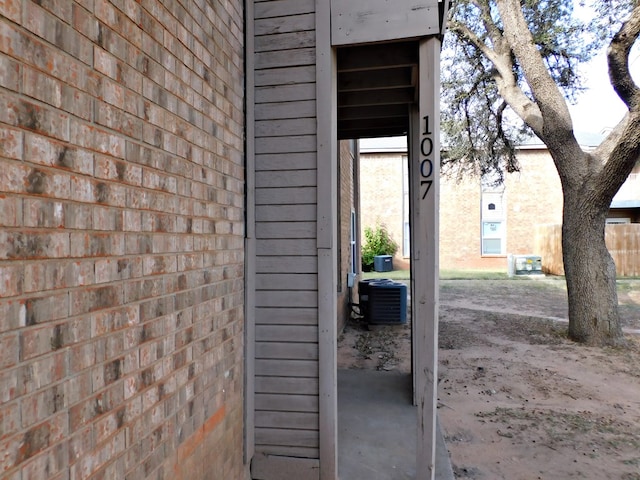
[420,115,434,200]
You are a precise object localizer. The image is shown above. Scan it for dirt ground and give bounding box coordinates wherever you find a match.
[337,277,640,480]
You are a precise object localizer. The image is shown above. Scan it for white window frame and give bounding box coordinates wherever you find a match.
[481,178,506,256]
[481,220,505,255]
[402,155,410,257]
[350,210,357,275]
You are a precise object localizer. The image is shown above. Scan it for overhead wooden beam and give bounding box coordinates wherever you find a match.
[338,88,414,107]
[338,67,414,92]
[338,117,408,132]
[337,104,408,121]
[439,0,451,36]
[331,0,440,46]
[338,125,409,140]
[337,42,417,72]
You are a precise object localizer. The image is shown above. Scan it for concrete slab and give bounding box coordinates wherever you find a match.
[338,369,454,480]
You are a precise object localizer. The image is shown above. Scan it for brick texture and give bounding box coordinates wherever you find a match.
[359,152,409,269]
[337,140,357,331]
[0,1,246,479]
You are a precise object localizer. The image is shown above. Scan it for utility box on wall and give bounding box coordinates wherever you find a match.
[508,254,543,276]
[374,255,393,272]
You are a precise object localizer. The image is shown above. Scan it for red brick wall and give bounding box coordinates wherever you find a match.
[441,148,564,270]
[337,140,356,331]
[361,148,564,271]
[504,149,564,256]
[359,153,407,269]
[0,1,246,479]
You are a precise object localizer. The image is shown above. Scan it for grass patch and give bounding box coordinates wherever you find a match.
[439,269,510,280]
[361,269,640,290]
[361,270,410,280]
[362,269,510,281]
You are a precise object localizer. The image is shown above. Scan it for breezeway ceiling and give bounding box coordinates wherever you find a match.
[337,41,419,140]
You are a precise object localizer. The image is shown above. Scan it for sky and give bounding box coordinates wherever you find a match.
[569,2,640,136]
[361,7,640,150]
[569,50,632,136]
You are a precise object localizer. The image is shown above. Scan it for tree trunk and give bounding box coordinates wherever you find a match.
[562,193,624,346]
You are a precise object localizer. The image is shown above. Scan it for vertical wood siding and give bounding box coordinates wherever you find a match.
[252,0,320,462]
[535,223,640,277]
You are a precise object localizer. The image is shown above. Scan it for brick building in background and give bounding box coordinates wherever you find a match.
[360,136,640,272]
[0,1,247,478]
[336,140,358,332]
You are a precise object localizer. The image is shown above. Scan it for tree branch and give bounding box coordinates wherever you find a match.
[592,113,629,160]
[475,0,505,53]
[595,6,640,203]
[449,17,544,134]
[608,6,640,110]
[496,0,578,153]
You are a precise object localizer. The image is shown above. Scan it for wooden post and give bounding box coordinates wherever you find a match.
[411,37,440,480]
[316,1,338,479]
[244,0,256,466]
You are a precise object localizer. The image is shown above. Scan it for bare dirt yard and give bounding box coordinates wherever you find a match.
[337,276,640,480]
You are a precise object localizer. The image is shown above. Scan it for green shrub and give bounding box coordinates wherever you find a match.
[361,224,398,270]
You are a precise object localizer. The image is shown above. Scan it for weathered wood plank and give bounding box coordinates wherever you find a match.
[331,0,439,46]
[255,13,315,36]
[253,446,320,462]
[255,135,317,154]
[255,186,317,205]
[255,100,316,121]
[255,290,318,308]
[254,307,318,326]
[256,359,318,377]
[256,325,318,342]
[255,428,319,448]
[256,84,316,104]
[536,223,640,277]
[412,38,441,480]
[256,204,317,222]
[255,255,318,274]
[255,66,316,87]
[255,411,319,430]
[255,152,317,171]
[256,238,314,255]
[255,31,316,53]
[251,453,320,480]
[256,273,318,291]
[316,3,339,478]
[256,239,317,256]
[256,118,317,137]
[255,0,315,19]
[256,169,317,189]
[246,0,256,463]
[255,393,318,412]
[256,221,317,239]
[256,48,316,70]
[255,376,319,395]
[256,342,319,360]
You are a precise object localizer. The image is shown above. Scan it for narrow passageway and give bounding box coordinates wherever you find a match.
[337,292,454,480]
[337,369,453,480]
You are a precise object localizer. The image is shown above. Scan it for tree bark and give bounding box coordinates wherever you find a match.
[562,188,624,346]
[496,0,630,346]
[448,0,640,346]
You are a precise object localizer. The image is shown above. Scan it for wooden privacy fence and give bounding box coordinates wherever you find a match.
[535,224,640,277]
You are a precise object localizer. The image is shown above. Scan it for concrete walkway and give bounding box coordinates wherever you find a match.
[338,369,454,480]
